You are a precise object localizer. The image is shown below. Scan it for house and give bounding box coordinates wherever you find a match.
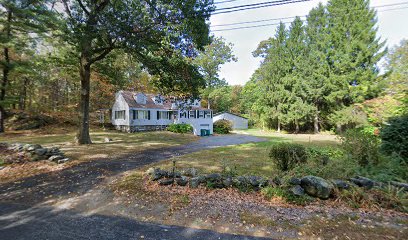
[111,91,213,135]
[213,112,248,129]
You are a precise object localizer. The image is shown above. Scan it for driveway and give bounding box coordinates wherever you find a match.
[0,134,267,240]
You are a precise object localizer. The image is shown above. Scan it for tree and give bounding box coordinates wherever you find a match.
[0,0,55,133]
[57,0,214,144]
[327,0,386,102]
[193,36,237,109]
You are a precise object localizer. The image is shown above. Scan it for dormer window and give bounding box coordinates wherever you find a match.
[134,93,146,104]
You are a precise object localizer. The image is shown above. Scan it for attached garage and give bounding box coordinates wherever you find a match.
[213,112,248,130]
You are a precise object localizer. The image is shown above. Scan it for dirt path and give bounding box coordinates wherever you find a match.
[0,134,267,240]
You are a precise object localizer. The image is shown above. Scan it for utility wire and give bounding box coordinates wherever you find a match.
[214,0,240,4]
[211,5,408,32]
[211,2,408,28]
[214,0,298,11]
[213,0,312,15]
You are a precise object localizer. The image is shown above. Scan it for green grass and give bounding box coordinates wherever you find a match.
[149,130,340,178]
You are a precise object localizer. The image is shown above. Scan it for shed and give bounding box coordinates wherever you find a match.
[213,112,248,130]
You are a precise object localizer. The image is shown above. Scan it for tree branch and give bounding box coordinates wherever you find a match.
[89,47,113,64]
[76,0,90,15]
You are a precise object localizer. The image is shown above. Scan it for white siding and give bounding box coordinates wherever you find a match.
[129,108,174,126]
[213,113,248,129]
[111,93,130,126]
[175,110,213,135]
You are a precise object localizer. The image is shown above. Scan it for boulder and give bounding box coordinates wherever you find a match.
[390,181,408,191]
[300,175,334,199]
[290,185,305,196]
[270,177,282,186]
[26,144,42,152]
[350,176,375,189]
[158,178,174,186]
[57,158,70,164]
[176,176,189,186]
[150,168,168,181]
[331,179,350,190]
[34,148,47,156]
[189,176,206,188]
[222,176,233,187]
[49,155,64,162]
[167,171,181,178]
[180,168,198,177]
[289,177,301,185]
[104,137,112,143]
[205,173,222,181]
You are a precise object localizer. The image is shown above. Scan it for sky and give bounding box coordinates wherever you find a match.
[210,0,408,86]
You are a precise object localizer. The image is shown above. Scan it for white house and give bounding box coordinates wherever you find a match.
[111,91,213,136]
[213,112,248,130]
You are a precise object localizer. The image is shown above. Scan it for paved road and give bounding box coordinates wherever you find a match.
[0,134,268,240]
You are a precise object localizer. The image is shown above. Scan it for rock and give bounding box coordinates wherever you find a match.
[270,177,282,186]
[151,168,168,181]
[222,176,233,187]
[46,147,61,156]
[31,155,47,161]
[26,144,42,152]
[34,148,47,156]
[331,179,350,190]
[176,176,189,186]
[145,167,155,176]
[390,181,408,191]
[180,168,198,177]
[189,176,205,188]
[248,176,260,187]
[158,178,174,186]
[234,176,248,187]
[290,185,305,196]
[0,166,4,170]
[300,175,334,199]
[104,137,112,143]
[49,155,64,162]
[57,158,70,164]
[289,177,301,185]
[205,173,222,181]
[167,171,181,178]
[350,176,375,189]
[8,143,23,151]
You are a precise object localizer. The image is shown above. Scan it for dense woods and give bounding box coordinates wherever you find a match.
[207,0,407,134]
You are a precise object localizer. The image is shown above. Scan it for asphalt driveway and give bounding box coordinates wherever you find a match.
[0,134,267,240]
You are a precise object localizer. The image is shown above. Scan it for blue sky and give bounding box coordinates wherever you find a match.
[210,0,408,86]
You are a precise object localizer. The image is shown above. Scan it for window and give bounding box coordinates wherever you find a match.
[133,110,150,120]
[198,111,204,118]
[114,110,125,120]
[205,111,211,118]
[157,111,170,120]
[189,111,195,118]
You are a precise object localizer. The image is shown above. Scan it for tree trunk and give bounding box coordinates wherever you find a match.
[77,55,92,144]
[295,119,299,134]
[0,10,12,133]
[336,123,342,133]
[207,99,211,109]
[314,112,319,134]
[277,118,281,133]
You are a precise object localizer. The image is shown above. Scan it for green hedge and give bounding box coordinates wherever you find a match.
[167,123,193,133]
[214,119,233,134]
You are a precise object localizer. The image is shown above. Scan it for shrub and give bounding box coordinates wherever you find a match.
[261,186,313,205]
[380,115,408,162]
[167,123,193,133]
[269,143,307,171]
[213,119,233,134]
[339,128,380,166]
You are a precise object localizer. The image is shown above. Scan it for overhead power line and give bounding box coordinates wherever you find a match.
[214,0,299,11]
[214,0,240,4]
[212,0,312,15]
[211,4,408,32]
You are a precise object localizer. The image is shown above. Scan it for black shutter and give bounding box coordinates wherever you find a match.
[196,110,199,118]
[188,110,190,118]
[148,110,151,120]
[135,110,138,119]
[211,111,213,118]
[203,111,206,118]
[157,111,160,120]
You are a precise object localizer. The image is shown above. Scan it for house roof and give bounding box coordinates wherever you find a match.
[213,111,248,119]
[119,91,209,110]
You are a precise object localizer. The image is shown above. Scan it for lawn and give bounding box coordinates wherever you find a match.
[147,129,339,178]
[0,127,198,183]
[0,128,198,162]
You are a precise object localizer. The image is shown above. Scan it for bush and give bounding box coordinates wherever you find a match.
[167,123,193,133]
[339,128,380,167]
[261,186,313,205]
[380,115,408,162]
[213,119,233,134]
[269,143,307,171]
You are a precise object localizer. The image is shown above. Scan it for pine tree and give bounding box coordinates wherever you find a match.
[327,0,386,102]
